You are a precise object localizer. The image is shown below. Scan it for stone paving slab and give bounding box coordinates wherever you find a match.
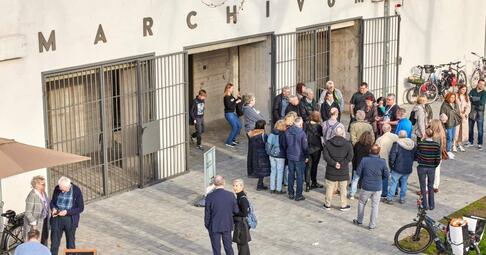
[75,102,486,254]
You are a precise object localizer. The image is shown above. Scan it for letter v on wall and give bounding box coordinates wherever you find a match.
[297,0,304,12]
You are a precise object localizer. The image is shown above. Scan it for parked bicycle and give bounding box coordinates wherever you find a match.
[1,210,24,255]
[394,196,482,254]
[438,61,467,92]
[406,65,441,104]
[470,52,486,89]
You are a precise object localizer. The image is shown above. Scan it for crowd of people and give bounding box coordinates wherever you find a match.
[16,176,84,255]
[201,79,486,255]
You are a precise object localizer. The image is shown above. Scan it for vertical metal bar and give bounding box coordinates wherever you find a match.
[383,16,390,97]
[359,19,365,87]
[395,16,401,97]
[136,60,144,188]
[99,66,109,196]
[270,34,277,124]
[184,53,189,173]
[327,26,331,82]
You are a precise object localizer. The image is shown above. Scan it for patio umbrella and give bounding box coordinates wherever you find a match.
[0,137,90,179]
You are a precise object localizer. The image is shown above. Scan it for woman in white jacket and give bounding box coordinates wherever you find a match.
[454,85,471,152]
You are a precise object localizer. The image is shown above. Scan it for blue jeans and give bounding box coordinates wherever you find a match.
[446,126,456,151]
[381,174,389,197]
[288,160,305,197]
[269,157,285,191]
[349,175,359,197]
[469,115,484,145]
[417,167,436,209]
[387,171,410,201]
[224,112,241,145]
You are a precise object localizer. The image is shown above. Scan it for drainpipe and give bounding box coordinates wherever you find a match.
[382,0,391,96]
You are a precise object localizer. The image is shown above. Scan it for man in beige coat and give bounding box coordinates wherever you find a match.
[375,123,399,198]
[349,110,375,145]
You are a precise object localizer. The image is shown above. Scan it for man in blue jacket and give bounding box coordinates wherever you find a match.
[352,144,389,230]
[50,176,84,255]
[386,130,416,204]
[204,175,239,255]
[395,108,413,138]
[283,117,309,201]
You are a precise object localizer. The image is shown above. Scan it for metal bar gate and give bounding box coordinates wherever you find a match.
[42,52,188,202]
[272,26,331,98]
[360,15,401,98]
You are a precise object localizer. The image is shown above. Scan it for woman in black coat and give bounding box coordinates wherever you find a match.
[232,179,251,255]
[320,91,341,122]
[305,111,324,191]
[247,120,271,190]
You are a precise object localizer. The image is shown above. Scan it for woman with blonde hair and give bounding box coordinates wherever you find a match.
[232,179,251,255]
[283,112,297,128]
[223,83,242,147]
[412,95,429,141]
[267,120,287,194]
[429,119,448,193]
[454,84,471,152]
[24,175,50,245]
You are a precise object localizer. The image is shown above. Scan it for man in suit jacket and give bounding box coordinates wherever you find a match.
[205,175,239,255]
[50,176,84,255]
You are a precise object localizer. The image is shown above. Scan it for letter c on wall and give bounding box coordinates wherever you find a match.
[187,11,198,29]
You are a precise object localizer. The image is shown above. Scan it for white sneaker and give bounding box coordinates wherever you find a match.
[465,143,474,148]
[452,145,457,152]
[447,151,455,159]
[479,145,483,151]
[458,145,465,152]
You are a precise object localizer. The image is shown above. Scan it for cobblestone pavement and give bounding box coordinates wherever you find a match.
[75,102,486,255]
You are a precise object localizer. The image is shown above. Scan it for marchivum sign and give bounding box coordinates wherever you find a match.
[37,0,366,53]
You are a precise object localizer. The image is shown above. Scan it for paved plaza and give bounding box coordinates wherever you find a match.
[74,104,486,255]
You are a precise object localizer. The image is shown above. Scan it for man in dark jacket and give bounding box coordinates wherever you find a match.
[385,130,416,204]
[467,79,486,150]
[285,95,309,122]
[50,176,84,255]
[322,126,354,211]
[190,89,207,150]
[283,117,309,201]
[352,144,389,230]
[272,86,291,124]
[205,175,239,255]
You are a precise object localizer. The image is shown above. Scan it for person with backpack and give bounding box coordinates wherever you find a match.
[283,117,309,201]
[305,111,324,191]
[322,107,346,144]
[232,179,251,255]
[266,120,287,194]
[411,96,429,142]
[190,89,207,150]
[247,120,270,190]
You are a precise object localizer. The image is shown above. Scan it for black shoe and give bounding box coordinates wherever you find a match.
[352,219,363,226]
[232,140,240,145]
[305,184,310,192]
[270,190,276,194]
[295,196,305,201]
[384,199,394,205]
[256,186,268,191]
[288,194,295,200]
[323,204,331,210]
[276,190,285,194]
[311,182,324,189]
[340,205,351,211]
[197,145,204,151]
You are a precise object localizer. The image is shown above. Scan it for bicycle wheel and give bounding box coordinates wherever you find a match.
[394,222,434,254]
[457,70,467,86]
[470,69,482,89]
[405,87,419,104]
[2,225,24,254]
[419,83,439,103]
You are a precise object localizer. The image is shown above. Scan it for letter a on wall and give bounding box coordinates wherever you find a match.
[94,24,107,44]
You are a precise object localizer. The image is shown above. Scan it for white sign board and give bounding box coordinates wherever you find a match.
[203,146,216,192]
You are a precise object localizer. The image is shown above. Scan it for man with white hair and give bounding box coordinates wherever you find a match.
[318,80,344,111]
[301,88,319,113]
[349,110,375,145]
[50,176,84,255]
[272,86,291,123]
[375,123,399,198]
[322,126,354,211]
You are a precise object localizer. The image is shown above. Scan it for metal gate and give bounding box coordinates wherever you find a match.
[43,52,188,202]
[360,15,401,98]
[272,26,331,96]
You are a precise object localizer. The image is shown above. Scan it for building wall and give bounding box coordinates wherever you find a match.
[0,0,485,212]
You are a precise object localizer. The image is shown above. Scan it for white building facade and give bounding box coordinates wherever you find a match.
[1,0,485,212]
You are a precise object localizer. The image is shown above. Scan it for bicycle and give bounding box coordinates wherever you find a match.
[438,61,467,92]
[406,65,441,104]
[0,210,25,255]
[394,196,483,254]
[470,52,486,89]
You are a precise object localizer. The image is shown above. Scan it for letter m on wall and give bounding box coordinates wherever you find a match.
[38,30,56,53]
